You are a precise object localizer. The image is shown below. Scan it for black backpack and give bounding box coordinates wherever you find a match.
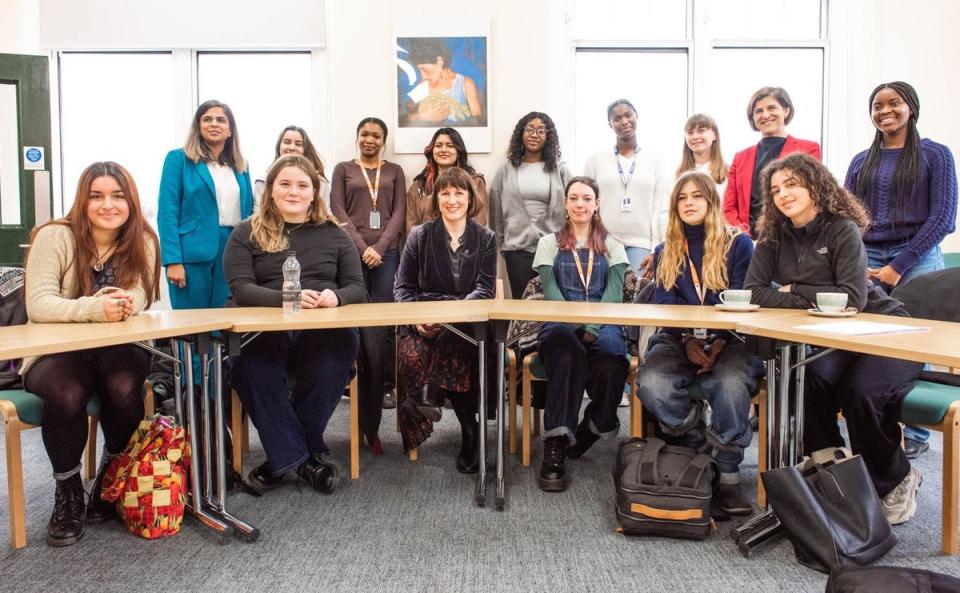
[613,437,715,540]
[0,267,27,389]
[826,565,960,593]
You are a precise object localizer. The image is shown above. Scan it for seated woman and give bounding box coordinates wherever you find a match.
[745,152,923,524]
[22,161,160,547]
[635,171,761,515]
[224,154,366,494]
[533,176,629,492]
[394,167,497,473]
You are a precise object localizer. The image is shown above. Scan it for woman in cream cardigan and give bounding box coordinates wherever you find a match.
[22,161,160,547]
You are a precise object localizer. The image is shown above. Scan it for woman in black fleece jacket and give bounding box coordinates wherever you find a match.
[225,154,366,495]
[744,153,922,525]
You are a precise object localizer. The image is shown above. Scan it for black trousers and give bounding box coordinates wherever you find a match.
[803,349,921,497]
[502,250,536,299]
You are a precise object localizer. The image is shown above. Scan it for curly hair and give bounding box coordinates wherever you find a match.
[657,171,738,292]
[756,153,870,243]
[506,111,561,173]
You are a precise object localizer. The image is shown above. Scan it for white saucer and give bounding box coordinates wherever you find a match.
[715,303,759,312]
[806,307,858,318]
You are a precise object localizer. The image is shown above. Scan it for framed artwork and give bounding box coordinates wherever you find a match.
[393,18,491,153]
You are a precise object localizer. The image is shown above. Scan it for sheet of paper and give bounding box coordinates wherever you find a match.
[792,320,930,336]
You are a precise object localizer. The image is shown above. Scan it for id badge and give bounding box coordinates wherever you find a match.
[694,328,707,340]
[369,211,381,230]
[620,194,632,212]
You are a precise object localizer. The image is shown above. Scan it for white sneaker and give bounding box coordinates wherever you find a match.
[881,466,922,525]
[618,384,631,407]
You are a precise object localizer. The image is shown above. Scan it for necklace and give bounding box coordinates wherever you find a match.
[93,243,117,272]
[283,221,307,234]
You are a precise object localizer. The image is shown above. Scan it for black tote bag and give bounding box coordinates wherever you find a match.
[761,453,896,573]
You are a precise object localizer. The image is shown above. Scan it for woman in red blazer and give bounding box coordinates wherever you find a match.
[723,86,821,236]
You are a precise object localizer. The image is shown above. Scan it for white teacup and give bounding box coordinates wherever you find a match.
[719,289,752,305]
[816,292,848,313]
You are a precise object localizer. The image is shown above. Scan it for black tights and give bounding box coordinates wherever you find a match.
[24,345,151,474]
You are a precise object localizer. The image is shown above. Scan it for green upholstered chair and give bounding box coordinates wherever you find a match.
[1,385,154,549]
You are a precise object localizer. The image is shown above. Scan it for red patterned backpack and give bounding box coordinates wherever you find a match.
[101,414,191,539]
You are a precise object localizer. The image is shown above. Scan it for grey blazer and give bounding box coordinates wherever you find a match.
[488,161,571,253]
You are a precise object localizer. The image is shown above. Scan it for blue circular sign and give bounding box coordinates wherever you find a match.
[25,148,42,163]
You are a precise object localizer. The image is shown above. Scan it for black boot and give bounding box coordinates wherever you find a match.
[539,436,568,492]
[412,384,443,422]
[566,417,600,459]
[47,473,85,547]
[296,454,341,494]
[85,455,117,524]
[451,394,479,473]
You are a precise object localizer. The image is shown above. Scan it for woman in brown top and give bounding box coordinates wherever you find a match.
[330,117,406,453]
[405,127,487,235]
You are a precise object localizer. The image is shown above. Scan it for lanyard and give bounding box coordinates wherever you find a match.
[683,239,706,305]
[356,160,383,208]
[614,146,637,192]
[571,247,595,302]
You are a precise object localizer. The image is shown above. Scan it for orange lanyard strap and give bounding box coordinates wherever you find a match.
[571,248,595,302]
[684,239,706,305]
[357,160,383,208]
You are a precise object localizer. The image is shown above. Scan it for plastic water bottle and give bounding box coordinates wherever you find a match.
[282,251,301,314]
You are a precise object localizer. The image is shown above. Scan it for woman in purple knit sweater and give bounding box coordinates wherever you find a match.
[845,81,957,291]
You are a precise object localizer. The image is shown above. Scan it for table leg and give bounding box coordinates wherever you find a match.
[199,336,214,508]
[495,339,506,511]
[765,356,779,482]
[475,330,487,507]
[777,345,792,471]
[792,344,807,467]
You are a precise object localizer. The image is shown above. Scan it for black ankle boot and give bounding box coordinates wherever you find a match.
[47,473,86,547]
[566,418,600,459]
[539,436,568,492]
[456,419,479,474]
[85,456,117,524]
[412,384,443,422]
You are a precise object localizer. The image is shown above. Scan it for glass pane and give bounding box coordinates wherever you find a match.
[573,50,689,176]
[707,48,823,159]
[0,83,21,225]
[197,53,313,185]
[59,53,175,224]
[574,0,687,40]
[707,0,821,40]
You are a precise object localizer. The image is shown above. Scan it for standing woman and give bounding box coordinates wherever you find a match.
[330,117,406,454]
[405,127,487,234]
[490,111,571,298]
[533,176,630,492]
[158,99,253,309]
[225,154,365,494]
[745,153,923,524]
[254,125,330,211]
[22,162,160,546]
[845,81,957,457]
[584,99,670,278]
[394,167,498,472]
[635,171,760,515]
[723,87,821,237]
[676,113,729,198]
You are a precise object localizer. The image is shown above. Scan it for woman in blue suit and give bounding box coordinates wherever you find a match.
[158,99,254,309]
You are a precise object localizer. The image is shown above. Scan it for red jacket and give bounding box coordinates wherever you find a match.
[722,135,821,235]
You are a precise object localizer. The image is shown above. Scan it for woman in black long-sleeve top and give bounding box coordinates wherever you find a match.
[744,152,922,525]
[224,154,366,495]
[394,167,497,472]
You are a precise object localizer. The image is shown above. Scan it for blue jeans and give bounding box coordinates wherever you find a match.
[866,240,943,443]
[636,333,763,473]
[233,328,359,474]
[538,322,628,445]
[624,246,651,278]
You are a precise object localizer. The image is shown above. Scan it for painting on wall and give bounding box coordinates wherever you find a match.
[393,19,491,153]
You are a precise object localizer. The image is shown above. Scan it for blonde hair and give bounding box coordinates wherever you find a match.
[250,155,338,252]
[657,171,739,292]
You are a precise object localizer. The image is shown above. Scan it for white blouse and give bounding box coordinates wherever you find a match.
[207,162,242,227]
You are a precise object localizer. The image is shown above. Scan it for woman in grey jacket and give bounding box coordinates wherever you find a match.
[489,111,571,298]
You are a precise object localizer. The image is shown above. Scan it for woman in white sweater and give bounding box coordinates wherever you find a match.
[583,98,670,279]
[22,161,160,547]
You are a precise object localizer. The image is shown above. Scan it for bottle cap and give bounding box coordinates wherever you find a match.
[285,250,296,257]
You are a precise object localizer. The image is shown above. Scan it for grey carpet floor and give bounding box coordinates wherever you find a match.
[1,402,958,593]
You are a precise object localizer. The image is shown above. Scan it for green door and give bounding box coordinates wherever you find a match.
[0,53,51,266]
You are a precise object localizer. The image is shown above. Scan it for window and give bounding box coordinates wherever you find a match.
[197,52,314,183]
[58,52,175,223]
[574,0,687,41]
[573,50,689,173]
